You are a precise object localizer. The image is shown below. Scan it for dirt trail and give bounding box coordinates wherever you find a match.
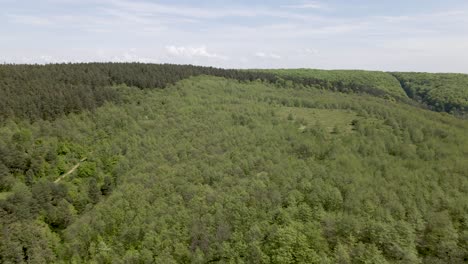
[54,157,87,183]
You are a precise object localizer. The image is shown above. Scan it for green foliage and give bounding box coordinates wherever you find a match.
[0,220,60,263]
[392,72,468,117]
[0,73,467,263]
[0,63,284,121]
[267,69,408,98]
[77,162,96,178]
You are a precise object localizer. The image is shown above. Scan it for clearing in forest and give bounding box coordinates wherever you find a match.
[279,107,358,133]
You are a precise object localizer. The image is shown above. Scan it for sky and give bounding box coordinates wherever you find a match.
[1,0,468,73]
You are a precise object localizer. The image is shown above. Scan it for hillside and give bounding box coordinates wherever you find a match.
[262,68,468,118]
[2,64,467,122]
[1,66,467,263]
[392,72,468,117]
[265,69,408,98]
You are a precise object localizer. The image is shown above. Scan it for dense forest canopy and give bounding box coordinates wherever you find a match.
[7,63,468,121]
[0,64,467,263]
[263,69,408,98]
[391,72,468,117]
[263,68,468,118]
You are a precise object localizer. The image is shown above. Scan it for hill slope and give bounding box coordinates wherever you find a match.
[2,63,467,121]
[1,75,467,263]
[264,69,408,98]
[392,72,468,117]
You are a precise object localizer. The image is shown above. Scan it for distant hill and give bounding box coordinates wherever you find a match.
[262,68,468,118]
[392,72,468,117]
[264,69,408,98]
[2,64,467,122]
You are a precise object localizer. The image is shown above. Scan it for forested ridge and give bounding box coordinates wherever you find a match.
[263,69,408,98]
[263,68,468,118]
[2,63,453,122]
[391,72,468,118]
[0,64,467,263]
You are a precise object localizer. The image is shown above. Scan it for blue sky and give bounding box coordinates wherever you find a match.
[1,0,468,72]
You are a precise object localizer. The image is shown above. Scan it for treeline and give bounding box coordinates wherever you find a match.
[1,63,410,122]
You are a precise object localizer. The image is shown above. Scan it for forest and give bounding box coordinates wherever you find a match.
[391,72,468,117]
[263,69,408,98]
[266,69,468,118]
[0,63,467,263]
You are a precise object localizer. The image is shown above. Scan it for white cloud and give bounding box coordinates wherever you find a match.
[283,1,324,10]
[254,52,281,59]
[7,15,52,26]
[111,50,156,63]
[166,45,228,60]
[39,55,55,63]
[2,0,468,72]
[19,55,78,64]
[305,48,319,55]
[106,0,313,21]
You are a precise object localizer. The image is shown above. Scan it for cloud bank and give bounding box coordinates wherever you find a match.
[1,0,468,72]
